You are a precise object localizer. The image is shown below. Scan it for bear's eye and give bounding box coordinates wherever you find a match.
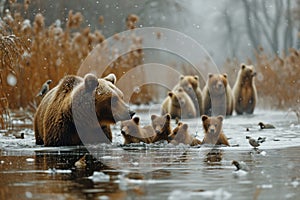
[215,124,218,127]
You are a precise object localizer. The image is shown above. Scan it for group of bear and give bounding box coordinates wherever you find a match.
[33,63,257,147]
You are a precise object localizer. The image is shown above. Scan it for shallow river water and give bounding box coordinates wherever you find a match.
[0,106,299,200]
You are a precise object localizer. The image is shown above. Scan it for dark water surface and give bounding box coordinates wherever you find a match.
[0,108,299,200]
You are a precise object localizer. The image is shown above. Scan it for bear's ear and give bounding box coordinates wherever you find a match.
[222,73,228,79]
[84,74,99,90]
[168,91,173,97]
[216,115,224,122]
[177,122,183,126]
[133,117,140,125]
[104,73,117,84]
[182,124,188,130]
[194,75,199,80]
[180,75,185,80]
[241,63,246,69]
[165,113,171,121]
[208,73,213,78]
[151,114,157,121]
[201,115,209,122]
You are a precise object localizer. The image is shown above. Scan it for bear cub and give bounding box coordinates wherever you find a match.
[120,117,156,145]
[168,122,202,146]
[173,75,203,116]
[161,87,196,119]
[151,114,172,142]
[201,115,230,146]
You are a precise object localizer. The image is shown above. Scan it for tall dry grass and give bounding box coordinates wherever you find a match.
[223,47,300,111]
[0,7,148,128]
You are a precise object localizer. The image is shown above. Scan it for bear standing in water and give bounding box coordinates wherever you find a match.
[34,73,134,146]
[233,63,257,115]
[202,73,234,116]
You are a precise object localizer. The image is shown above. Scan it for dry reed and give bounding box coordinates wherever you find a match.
[0,5,147,128]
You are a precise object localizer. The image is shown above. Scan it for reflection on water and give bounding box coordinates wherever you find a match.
[0,146,299,200]
[0,109,300,199]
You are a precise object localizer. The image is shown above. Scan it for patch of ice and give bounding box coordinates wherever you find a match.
[168,188,232,200]
[232,170,248,177]
[88,171,110,182]
[291,180,299,188]
[25,191,33,198]
[168,190,192,200]
[46,168,72,174]
[26,158,34,162]
[260,151,267,156]
[259,184,273,189]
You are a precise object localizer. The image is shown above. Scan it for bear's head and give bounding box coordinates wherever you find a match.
[93,73,134,124]
[120,117,143,142]
[72,73,134,126]
[168,87,188,107]
[239,63,257,81]
[151,114,171,134]
[168,122,183,141]
[207,73,228,96]
[201,115,223,136]
[179,75,199,92]
[170,123,190,145]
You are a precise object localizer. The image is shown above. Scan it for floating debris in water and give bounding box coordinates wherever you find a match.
[88,171,110,182]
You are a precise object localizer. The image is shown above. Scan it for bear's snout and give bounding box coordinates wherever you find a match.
[209,127,215,134]
[155,127,161,134]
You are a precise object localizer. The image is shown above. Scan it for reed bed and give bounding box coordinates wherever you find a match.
[0,4,299,128]
[0,9,147,128]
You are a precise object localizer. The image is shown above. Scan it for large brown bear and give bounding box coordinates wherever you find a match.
[161,87,196,119]
[232,63,257,114]
[202,73,234,116]
[151,114,172,142]
[168,123,201,146]
[201,115,230,146]
[173,75,203,116]
[34,73,134,146]
[120,117,156,144]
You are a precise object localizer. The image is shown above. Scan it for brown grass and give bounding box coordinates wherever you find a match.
[0,7,147,128]
[223,47,300,111]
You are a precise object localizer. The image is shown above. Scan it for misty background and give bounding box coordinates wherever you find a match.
[2,0,299,67]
